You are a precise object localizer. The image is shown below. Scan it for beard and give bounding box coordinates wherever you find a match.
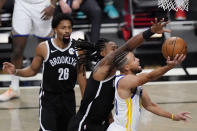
[63,37,70,44]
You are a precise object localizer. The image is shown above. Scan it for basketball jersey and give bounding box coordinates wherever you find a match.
[113,75,142,131]
[76,73,116,131]
[41,38,78,94]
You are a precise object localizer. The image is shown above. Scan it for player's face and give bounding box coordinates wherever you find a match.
[126,52,142,74]
[101,42,118,57]
[55,20,72,44]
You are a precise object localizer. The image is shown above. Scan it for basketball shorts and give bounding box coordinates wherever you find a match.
[39,89,76,131]
[67,114,109,131]
[12,0,52,38]
[107,122,128,131]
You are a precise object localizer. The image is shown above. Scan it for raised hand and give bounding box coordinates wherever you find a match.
[2,62,16,74]
[173,112,192,122]
[166,54,186,68]
[151,18,171,34]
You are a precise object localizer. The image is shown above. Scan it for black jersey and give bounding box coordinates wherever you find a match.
[41,39,78,94]
[75,73,116,130]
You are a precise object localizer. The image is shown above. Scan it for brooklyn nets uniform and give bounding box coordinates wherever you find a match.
[107,75,142,131]
[39,38,78,131]
[68,72,116,131]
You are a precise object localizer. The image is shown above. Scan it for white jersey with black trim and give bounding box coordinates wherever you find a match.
[112,75,142,131]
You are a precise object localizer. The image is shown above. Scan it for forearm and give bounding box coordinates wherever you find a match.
[147,65,172,81]
[146,103,172,119]
[15,66,38,77]
[77,68,86,97]
[126,28,154,51]
[78,78,86,97]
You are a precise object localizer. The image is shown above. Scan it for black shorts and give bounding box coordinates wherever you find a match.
[67,114,109,131]
[39,90,76,131]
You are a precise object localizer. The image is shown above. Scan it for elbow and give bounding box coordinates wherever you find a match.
[145,102,157,111]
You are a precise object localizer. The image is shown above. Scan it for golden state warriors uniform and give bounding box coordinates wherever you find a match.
[107,75,142,131]
[39,39,78,131]
[12,0,52,38]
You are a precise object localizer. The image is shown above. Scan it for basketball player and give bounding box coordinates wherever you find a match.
[0,0,57,102]
[2,13,86,131]
[107,52,191,131]
[67,18,173,131]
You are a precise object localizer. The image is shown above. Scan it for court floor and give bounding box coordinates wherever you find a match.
[0,81,196,131]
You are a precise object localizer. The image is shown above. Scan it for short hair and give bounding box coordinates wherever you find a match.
[52,13,74,29]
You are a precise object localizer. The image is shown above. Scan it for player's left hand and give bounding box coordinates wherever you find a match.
[41,5,55,20]
[174,112,192,122]
[151,18,171,34]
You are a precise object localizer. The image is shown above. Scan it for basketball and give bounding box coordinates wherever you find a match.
[162,37,187,60]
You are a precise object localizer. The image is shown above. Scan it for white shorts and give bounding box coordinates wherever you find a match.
[107,122,127,131]
[12,0,52,38]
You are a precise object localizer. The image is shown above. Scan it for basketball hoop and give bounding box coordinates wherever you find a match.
[158,0,189,11]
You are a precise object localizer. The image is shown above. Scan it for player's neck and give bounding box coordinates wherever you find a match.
[120,70,134,75]
[54,38,70,49]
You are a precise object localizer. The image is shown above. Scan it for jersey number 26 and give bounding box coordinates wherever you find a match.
[58,68,69,80]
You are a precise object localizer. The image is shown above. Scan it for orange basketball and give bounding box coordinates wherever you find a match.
[162,37,187,60]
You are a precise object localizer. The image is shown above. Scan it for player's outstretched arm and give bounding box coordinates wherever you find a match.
[126,18,171,51]
[93,18,171,81]
[120,54,185,90]
[136,54,185,86]
[142,89,192,122]
[2,42,45,77]
[99,18,170,71]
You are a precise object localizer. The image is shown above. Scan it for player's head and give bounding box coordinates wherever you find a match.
[114,51,142,74]
[52,13,74,44]
[96,38,118,59]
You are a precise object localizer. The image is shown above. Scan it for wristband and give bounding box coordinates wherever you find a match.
[171,114,174,120]
[142,28,154,40]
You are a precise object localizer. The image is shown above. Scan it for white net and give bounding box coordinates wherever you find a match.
[158,0,189,11]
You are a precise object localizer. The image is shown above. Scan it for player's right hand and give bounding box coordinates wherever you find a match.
[166,54,186,68]
[2,62,16,74]
[41,5,55,20]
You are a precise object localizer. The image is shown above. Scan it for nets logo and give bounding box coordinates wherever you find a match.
[69,48,75,55]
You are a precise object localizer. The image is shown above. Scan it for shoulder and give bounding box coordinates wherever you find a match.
[38,41,47,47]
[36,41,48,58]
[118,74,139,89]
